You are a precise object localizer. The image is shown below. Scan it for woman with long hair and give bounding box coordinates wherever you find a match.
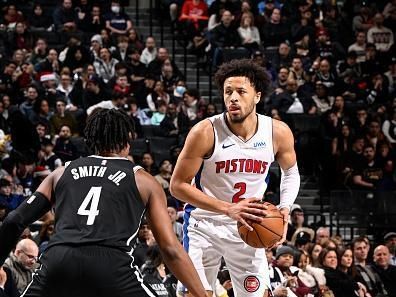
[320,248,366,297]
[127,28,144,52]
[238,12,261,54]
[309,243,323,267]
[29,98,53,127]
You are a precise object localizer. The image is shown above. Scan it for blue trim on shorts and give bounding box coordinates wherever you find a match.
[183,204,195,252]
[182,163,204,252]
[183,162,204,252]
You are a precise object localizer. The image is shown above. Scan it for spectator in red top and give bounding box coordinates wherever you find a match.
[113,74,130,95]
[178,0,209,45]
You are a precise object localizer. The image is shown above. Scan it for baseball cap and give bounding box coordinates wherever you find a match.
[290,204,303,214]
[384,232,396,241]
[276,245,295,259]
[295,231,312,245]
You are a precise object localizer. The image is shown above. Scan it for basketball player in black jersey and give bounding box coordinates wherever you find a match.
[0,109,207,297]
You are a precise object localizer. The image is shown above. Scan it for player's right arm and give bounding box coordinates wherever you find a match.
[0,167,64,266]
[135,169,207,297]
[170,120,268,229]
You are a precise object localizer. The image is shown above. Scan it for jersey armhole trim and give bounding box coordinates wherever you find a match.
[203,119,215,160]
[133,165,143,173]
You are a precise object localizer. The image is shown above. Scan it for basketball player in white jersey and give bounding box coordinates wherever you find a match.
[170,59,300,297]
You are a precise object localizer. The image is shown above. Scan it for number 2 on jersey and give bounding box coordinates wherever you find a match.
[77,186,102,225]
[232,182,246,203]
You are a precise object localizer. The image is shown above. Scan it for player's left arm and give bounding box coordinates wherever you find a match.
[0,168,62,266]
[273,119,300,245]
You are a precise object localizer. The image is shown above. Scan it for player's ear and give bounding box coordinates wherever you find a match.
[254,92,261,104]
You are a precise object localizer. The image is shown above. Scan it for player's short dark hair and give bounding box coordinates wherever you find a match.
[84,108,135,154]
[214,59,270,98]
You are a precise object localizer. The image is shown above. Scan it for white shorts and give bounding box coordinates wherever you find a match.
[183,214,271,297]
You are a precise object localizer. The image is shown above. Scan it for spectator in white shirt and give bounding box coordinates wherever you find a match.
[140,36,157,65]
[238,12,261,54]
[367,13,394,53]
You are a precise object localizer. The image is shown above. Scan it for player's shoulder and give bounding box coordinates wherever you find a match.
[271,118,293,139]
[189,118,215,138]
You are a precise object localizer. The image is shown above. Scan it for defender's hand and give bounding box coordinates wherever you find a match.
[225,198,268,231]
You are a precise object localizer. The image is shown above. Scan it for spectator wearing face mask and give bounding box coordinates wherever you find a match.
[105,0,133,36]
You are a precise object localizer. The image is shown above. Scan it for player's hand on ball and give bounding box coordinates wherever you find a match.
[268,208,289,249]
[226,198,268,231]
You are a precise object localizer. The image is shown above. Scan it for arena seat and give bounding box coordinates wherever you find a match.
[130,138,149,157]
[222,48,251,62]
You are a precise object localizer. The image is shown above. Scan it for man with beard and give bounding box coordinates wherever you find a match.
[170,59,300,297]
[384,232,396,265]
[53,125,79,163]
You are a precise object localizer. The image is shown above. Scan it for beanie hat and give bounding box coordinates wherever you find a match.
[276,245,295,259]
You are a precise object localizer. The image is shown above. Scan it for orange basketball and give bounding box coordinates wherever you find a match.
[237,202,284,248]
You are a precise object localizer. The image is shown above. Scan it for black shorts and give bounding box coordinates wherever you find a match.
[21,245,158,297]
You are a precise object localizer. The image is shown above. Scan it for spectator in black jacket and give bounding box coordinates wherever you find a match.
[371,245,396,296]
[53,125,79,163]
[352,237,388,297]
[28,4,52,31]
[209,10,241,67]
[320,248,364,297]
[159,103,189,138]
[82,74,111,110]
[147,48,183,80]
[261,8,290,49]
[78,4,105,33]
[52,0,78,32]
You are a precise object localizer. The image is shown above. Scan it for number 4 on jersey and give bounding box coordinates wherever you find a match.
[77,186,102,225]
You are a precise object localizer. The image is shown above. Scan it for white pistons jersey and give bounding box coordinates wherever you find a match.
[188,113,275,223]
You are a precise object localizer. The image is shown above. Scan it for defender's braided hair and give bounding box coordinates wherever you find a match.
[84,108,134,154]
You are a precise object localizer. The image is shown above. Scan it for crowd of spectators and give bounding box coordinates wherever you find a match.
[171,0,396,193]
[0,0,395,296]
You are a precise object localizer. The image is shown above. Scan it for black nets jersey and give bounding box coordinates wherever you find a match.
[47,156,146,252]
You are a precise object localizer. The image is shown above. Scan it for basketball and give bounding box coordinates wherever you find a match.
[237,202,284,248]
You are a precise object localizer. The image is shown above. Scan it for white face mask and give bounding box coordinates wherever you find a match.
[111,6,120,13]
